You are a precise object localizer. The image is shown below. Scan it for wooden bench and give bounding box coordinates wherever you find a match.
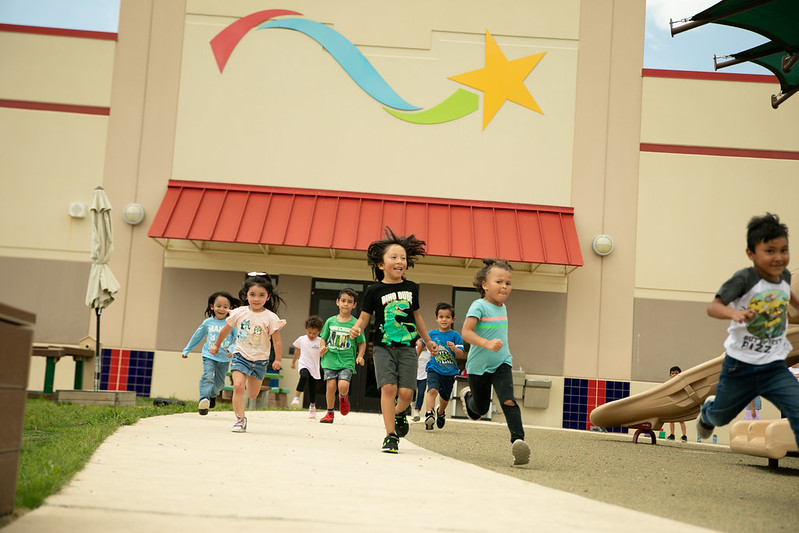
[32,345,95,393]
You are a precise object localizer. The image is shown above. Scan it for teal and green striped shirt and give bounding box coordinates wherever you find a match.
[465,298,512,375]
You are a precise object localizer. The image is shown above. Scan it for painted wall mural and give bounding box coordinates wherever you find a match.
[211,9,546,129]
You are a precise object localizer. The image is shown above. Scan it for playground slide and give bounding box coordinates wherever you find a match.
[589,327,799,431]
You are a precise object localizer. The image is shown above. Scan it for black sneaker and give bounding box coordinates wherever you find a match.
[459,388,481,420]
[198,398,210,416]
[424,411,435,430]
[209,396,216,409]
[436,408,446,429]
[394,413,409,437]
[382,433,399,453]
[680,435,688,442]
[667,434,675,440]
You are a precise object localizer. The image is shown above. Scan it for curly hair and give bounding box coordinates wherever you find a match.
[365,226,426,281]
[472,258,513,297]
[305,315,323,330]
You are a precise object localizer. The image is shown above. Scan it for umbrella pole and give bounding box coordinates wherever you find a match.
[94,307,102,391]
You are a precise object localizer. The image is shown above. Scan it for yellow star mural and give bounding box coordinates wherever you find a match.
[449,30,546,130]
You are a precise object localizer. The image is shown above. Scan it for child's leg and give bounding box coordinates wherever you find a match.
[396,386,414,413]
[415,379,426,411]
[425,387,438,413]
[760,363,799,445]
[306,374,317,406]
[231,370,247,418]
[326,378,337,410]
[492,364,524,443]
[701,357,760,428]
[296,368,309,398]
[381,383,399,433]
[199,358,216,400]
[679,422,687,436]
[668,422,675,435]
[246,375,262,399]
[337,376,351,397]
[212,361,228,398]
[466,372,493,417]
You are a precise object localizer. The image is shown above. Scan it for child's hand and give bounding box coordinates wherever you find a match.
[290,360,296,369]
[731,308,757,323]
[227,353,232,359]
[272,359,282,371]
[320,346,328,356]
[349,325,361,339]
[429,343,438,356]
[485,339,503,352]
[209,345,219,355]
[446,341,456,350]
[356,355,365,366]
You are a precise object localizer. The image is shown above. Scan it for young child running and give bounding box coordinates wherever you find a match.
[413,347,430,422]
[665,366,688,441]
[318,288,366,423]
[418,302,464,431]
[291,315,324,418]
[460,258,531,466]
[350,227,438,453]
[181,291,240,415]
[697,213,799,445]
[211,273,286,432]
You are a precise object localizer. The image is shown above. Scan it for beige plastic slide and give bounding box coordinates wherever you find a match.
[589,328,799,447]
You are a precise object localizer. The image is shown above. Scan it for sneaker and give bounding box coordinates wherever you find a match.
[291,396,301,408]
[412,410,421,422]
[209,396,216,409]
[436,408,446,429]
[680,435,688,442]
[696,395,716,440]
[424,411,435,430]
[381,433,399,453]
[339,394,350,416]
[667,433,675,440]
[308,406,316,418]
[459,387,480,420]
[320,411,335,424]
[232,416,247,432]
[198,397,210,416]
[511,439,531,466]
[394,413,409,437]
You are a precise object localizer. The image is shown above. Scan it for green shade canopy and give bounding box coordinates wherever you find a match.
[671,0,799,108]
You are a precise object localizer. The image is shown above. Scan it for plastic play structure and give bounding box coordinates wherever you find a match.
[589,327,799,467]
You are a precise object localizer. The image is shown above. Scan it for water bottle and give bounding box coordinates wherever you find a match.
[697,435,701,442]
[712,434,717,444]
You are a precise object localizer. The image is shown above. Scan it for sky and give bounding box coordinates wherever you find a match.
[0,0,770,76]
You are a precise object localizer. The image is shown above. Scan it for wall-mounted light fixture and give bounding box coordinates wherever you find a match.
[592,234,614,256]
[122,203,145,225]
[69,202,86,218]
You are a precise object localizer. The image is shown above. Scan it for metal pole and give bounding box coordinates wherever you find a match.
[94,307,102,391]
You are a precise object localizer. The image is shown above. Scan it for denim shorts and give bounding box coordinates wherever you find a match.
[426,371,456,401]
[230,353,269,380]
[323,367,353,382]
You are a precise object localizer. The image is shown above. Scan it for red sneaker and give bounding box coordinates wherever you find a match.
[339,395,350,416]
[320,411,335,424]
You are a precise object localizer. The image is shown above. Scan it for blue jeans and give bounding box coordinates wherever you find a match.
[465,363,524,443]
[200,358,229,400]
[415,378,427,410]
[701,356,799,445]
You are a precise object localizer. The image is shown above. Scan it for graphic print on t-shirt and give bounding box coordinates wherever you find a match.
[381,299,416,345]
[746,289,789,341]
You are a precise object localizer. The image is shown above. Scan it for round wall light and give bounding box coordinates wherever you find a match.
[122,203,145,225]
[592,234,614,256]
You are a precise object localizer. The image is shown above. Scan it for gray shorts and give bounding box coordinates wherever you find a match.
[373,345,416,390]
[323,367,353,382]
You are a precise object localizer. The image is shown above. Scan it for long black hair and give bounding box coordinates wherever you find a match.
[365,226,426,281]
[239,273,285,313]
[204,291,240,318]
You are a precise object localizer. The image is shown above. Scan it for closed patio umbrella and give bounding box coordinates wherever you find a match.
[85,186,121,390]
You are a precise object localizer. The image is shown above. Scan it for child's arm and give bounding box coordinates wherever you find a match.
[462,316,502,352]
[707,297,755,323]
[790,290,799,311]
[181,323,207,359]
[291,348,300,369]
[356,340,366,366]
[447,341,464,359]
[349,311,371,339]
[416,338,424,355]
[319,337,328,357]
[210,324,233,356]
[412,309,437,356]
[271,331,283,371]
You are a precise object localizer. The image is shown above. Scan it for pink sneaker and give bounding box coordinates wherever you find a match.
[308,406,316,418]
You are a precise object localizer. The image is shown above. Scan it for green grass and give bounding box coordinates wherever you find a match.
[13,396,224,513]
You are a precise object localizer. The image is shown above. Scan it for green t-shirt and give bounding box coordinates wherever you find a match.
[320,315,365,371]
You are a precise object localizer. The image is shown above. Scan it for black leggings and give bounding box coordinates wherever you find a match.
[296,367,318,404]
[466,363,524,443]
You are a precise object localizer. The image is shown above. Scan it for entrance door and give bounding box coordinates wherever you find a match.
[309,279,380,413]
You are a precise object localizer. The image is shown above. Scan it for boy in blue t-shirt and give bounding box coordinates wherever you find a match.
[418,302,464,430]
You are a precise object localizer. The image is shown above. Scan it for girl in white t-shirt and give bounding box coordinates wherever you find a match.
[291,315,324,418]
[212,273,286,432]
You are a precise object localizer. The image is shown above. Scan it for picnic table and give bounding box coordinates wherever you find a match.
[32,345,94,393]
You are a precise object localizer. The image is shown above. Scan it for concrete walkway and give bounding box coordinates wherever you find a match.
[4,411,716,532]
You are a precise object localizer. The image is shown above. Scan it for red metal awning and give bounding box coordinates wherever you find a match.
[148,180,583,268]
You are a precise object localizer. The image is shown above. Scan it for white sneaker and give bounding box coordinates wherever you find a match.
[291,396,301,408]
[308,406,316,418]
[696,395,715,440]
[412,410,420,421]
[232,416,247,433]
[511,439,530,466]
